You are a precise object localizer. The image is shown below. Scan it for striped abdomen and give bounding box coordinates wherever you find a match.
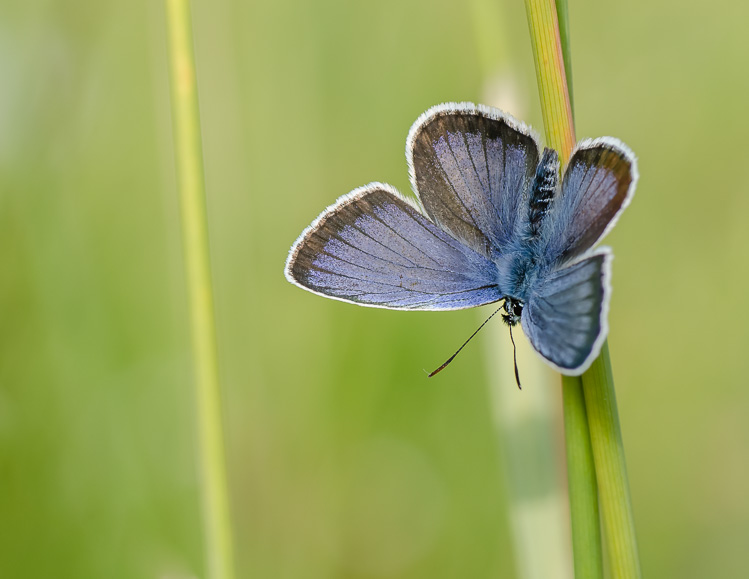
[528,147,559,239]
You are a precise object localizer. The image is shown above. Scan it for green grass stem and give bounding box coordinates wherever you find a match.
[554,0,574,119]
[524,1,641,577]
[523,0,575,163]
[562,375,603,578]
[582,343,642,578]
[165,1,236,578]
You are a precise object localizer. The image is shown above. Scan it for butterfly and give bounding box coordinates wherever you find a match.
[284,102,637,376]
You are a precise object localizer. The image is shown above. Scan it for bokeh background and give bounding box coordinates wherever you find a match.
[2,0,749,577]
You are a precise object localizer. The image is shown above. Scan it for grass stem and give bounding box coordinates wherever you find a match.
[554,0,574,119]
[524,1,641,577]
[165,1,236,578]
[523,0,575,163]
[562,375,603,578]
[582,343,642,578]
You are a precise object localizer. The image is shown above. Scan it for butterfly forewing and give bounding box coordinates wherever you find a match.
[285,184,503,311]
[542,138,637,266]
[407,103,540,257]
[521,250,611,374]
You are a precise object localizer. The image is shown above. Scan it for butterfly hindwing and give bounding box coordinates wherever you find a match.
[407,103,541,257]
[285,183,503,311]
[521,249,611,374]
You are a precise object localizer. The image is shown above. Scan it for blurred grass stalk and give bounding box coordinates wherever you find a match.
[525,1,641,578]
[524,2,602,575]
[165,1,236,578]
[472,1,571,577]
[484,326,572,579]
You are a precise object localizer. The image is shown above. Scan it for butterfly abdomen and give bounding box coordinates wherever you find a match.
[527,147,559,239]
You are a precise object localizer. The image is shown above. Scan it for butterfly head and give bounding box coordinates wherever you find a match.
[501,297,524,327]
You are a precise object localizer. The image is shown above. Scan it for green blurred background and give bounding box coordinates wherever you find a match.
[2,0,749,577]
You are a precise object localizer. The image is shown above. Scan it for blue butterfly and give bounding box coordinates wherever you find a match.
[285,103,637,375]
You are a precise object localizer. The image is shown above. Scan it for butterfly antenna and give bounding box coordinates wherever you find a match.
[428,305,504,378]
[508,325,522,390]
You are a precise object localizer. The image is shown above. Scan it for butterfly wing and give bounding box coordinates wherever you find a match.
[285,183,503,310]
[541,138,637,266]
[407,103,541,257]
[521,249,611,374]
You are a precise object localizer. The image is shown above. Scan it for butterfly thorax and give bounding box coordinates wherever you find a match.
[496,247,546,326]
[497,147,561,324]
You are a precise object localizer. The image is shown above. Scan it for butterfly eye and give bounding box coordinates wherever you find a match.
[513,302,523,317]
